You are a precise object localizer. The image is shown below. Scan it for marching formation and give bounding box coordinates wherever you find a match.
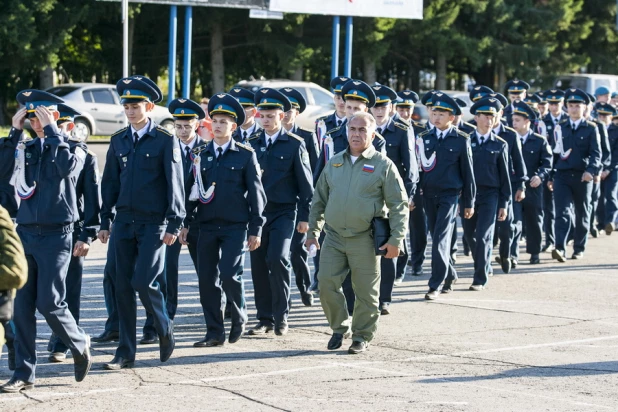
[0,73,616,392]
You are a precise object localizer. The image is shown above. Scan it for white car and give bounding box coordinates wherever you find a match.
[233,79,335,130]
[44,83,175,140]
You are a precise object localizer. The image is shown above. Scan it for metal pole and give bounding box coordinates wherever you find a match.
[331,16,340,80]
[168,5,177,105]
[344,16,353,78]
[122,0,129,77]
[182,6,193,99]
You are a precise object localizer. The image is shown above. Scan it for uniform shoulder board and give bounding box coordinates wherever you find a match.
[418,129,430,138]
[412,120,425,129]
[235,141,254,152]
[111,126,128,138]
[247,130,262,141]
[533,133,546,140]
[326,125,341,135]
[156,126,173,136]
[394,121,409,131]
[315,115,328,122]
[586,120,598,128]
[559,119,569,124]
[505,126,517,134]
[463,121,477,130]
[456,129,470,139]
[298,126,314,134]
[495,136,507,145]
[87,149,97,157]
[286,131,305,143]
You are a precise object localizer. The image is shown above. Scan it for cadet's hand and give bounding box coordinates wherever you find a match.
[12,108,27,130]
[593,175,601,184]
[98,230,110,244]
[547,180,554,191]
[179,228,189,245]
[296,221,309,234]
[515,189,526,202]
[409,200,416,211]
[582,172,593,183]
[34,106,55,128]
[163,233,177,246]
[305,238,320,251]
[601,170,610,180]
[380,243,400,259]
[464,208,474,219]
[497,208,508,221]
[73,241,90,257]
[530,175,542,188]
[248,235,261,251]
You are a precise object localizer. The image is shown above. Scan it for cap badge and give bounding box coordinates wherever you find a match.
[181,110,185,114]
[123,79,132,84]
[261,89,268,94]
[217,94,225,98]
[233,89,241,93]
[178,99,186,103]
[22,91,32,97]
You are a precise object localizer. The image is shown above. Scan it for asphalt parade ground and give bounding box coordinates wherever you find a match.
[1,143,617,411]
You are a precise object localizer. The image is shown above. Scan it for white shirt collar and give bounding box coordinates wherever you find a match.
[213,139,231,155]
[492,124,502,135]
[436,126,451,137]
[241,122,257,135]
[476,131,490,142]
[518,131,530,143]
[131,120,151,140]
[265,129,281,144]
[179,136,197,153]
[376,117,391,132]
[335,113,346,124]
[571,118,583,129]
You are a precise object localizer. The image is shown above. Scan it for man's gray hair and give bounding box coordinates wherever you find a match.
[348,111,377,132]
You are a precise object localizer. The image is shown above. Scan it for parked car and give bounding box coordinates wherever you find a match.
[232,79,335,130]
[554,74,618,95]
[34,83,174,140]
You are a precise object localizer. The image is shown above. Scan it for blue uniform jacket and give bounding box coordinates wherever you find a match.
[249,128,314,222]
[69,140,101,244]
[0,127,21,218]
[520,133,553,182]
[494,123,528,192]
[288,126,319,173]
[101,121,186,234]
[593,120,611,173]
[186,139,266,237]
[315,112,343,136]
[380,118,418,198]
[608,124,618,171]
[16,125,86,226]
[418,127,476,209]
[554,120,602,176]
[470,132,512,209]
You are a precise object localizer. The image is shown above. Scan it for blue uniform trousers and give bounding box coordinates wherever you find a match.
[102,230,119,333]
[13,226,88,383]
[462,190,499,286]
[250,208,295,326]
[290,215,312,297]
[113,222,170,360]
[543,184,555,247]
[496,199,515,259]
[554,171,593,253]
[598,170,618,226]
[424,194,459,290]
[590,181,601,231]
[409,192,428,273]
[2,320,14,352]
[511,186,544,260]
[396,240,408,279]
[50,229,85,353]
[197,227,247,341]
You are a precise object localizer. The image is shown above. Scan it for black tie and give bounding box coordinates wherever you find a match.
[243,131,247,142]
[267,138,272,152]
[378,128,383,135]
[572,122,576,131]
[133,132,139,147]
[479,135,485,145]
[184,146,191,163]
[337,120,342,127]
[216,147,223,162]
[438,132,443,140]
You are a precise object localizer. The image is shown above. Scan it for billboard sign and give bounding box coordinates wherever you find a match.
[268,0,423,19]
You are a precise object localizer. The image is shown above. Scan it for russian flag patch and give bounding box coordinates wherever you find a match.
[362,164,375,173]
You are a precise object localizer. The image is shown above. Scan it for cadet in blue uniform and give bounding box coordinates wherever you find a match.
[247,88,313,336]
[48,104,101,362]
[509,102,552,264]
[492,93,528,272]
[229,88,261,143]
[503,80,530,127]
[463,98,511,290]
[280,87,319,306]
[181,94,266,346]
[99,76,185,370]
[419,93,476,300]
[1,90,92,393]
[542,89,568,251]
[593,103,618,235]
[550,89,602,261]
[369,84,418,314]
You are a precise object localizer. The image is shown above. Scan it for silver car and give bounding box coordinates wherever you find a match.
[233,79,335,130]
[44,83,175,140]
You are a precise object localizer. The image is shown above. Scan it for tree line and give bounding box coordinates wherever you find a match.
[1,0,617,124]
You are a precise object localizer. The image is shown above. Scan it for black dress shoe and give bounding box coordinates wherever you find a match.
[441,284,453,294]
[7,346,15,371]
[530,254,541,264]
[605,222,615,236]
[542,244,555,253]
[469,284,485,291]
[425,289,439,300]
[274,321,289,336]
[495,256,511,274]
[104,356,134,370]
[194,338,224,348]
[159,323,175,362]
[73,336,92,382]
[572,251,584,259]
[590,228,599,238]
[229,324,245,344]
[411,269,423,277]
[552,249,566,263]
[0,378,34,393]
[49,351,67,363]
[247,322,274,335]
[511,258,518,269]
[92,330,120,343]
[348,341,368,354]
[327,333,350,350]
[407,259,414,267]
[301,292,314,307]
[47,332,56,352]
[393,276,404,285]
[379,302,390,315]
[139,332,158,345]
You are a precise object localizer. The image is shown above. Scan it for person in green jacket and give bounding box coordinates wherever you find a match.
[0,205,28,354]
[306,112,408,354]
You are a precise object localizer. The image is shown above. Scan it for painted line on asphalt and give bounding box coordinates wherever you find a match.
[0,387,124,403]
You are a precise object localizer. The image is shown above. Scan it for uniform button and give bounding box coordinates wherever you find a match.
[232,167,235,170]
[146,154,150,157]
[280,156,284,159]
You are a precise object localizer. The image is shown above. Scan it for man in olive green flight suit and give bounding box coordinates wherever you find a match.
[306,112,408,354]
[0,205,28,352]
